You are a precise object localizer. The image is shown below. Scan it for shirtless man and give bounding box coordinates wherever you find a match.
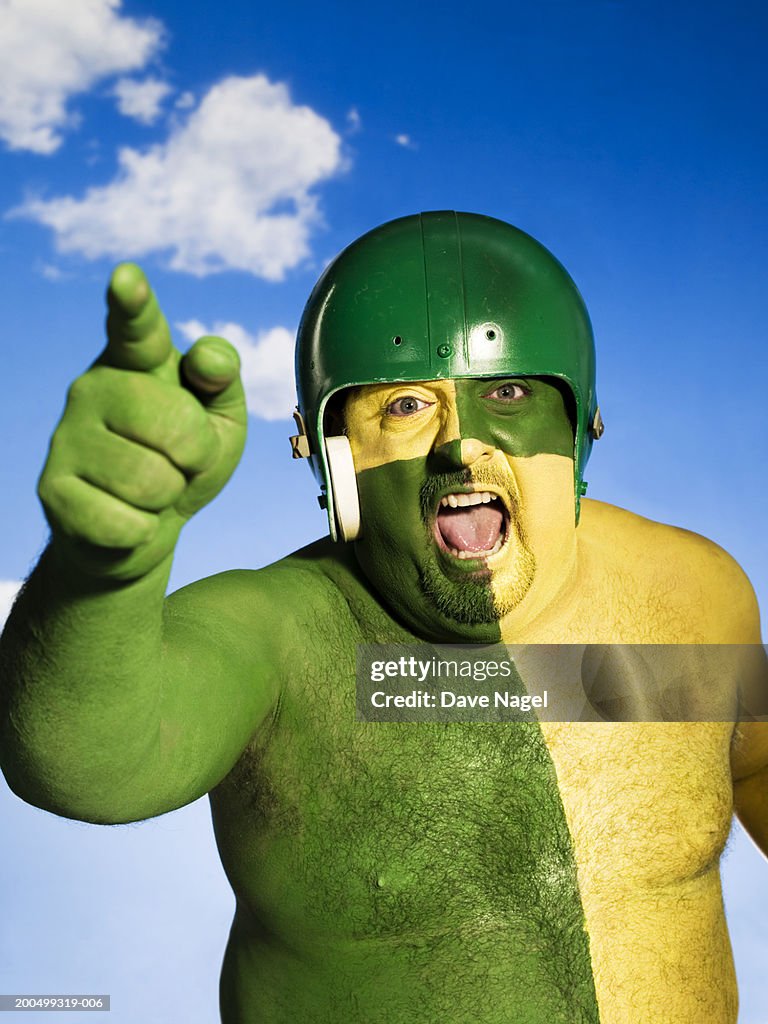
[0,212,766,1023]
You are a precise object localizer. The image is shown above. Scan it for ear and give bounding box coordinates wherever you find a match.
[325,435,361,541]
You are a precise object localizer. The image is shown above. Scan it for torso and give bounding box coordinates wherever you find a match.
[208,499,751,1023]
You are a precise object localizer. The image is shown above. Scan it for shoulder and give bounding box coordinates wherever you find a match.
[164,537,418,650]
[162,536,397,646]
[165,538,352,625]
[578,498,761,643]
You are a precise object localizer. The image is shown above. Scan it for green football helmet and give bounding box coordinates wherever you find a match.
[291,211,603,540]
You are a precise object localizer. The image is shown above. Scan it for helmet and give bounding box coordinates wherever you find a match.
[291,210,603,540]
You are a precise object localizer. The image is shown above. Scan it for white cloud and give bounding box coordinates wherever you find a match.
[394,133,417,149]
[0,0,164,154]
[16,74,345,279]
[177,319,296,421]
[0,580,22,629]
[113,76,172,125]
[39,262,69,281]
[346,107,361,133]
[175,91,195,110]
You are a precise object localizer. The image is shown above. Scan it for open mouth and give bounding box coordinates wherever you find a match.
[433,490,510,560]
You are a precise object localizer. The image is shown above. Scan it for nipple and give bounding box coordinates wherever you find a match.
[372,865,413,891]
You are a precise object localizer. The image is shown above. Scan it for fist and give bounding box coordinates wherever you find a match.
[38,263,247,580]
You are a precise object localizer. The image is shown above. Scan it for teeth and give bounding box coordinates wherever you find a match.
[440,490,496,508]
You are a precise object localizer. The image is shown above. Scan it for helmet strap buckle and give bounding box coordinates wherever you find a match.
[590,407,604,440]
[289,408,311,459]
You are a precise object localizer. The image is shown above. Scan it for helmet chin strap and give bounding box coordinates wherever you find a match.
[324,436,361,542]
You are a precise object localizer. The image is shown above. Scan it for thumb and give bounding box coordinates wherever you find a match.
[180,335,247,419]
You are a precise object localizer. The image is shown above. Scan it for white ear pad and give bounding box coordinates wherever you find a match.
[324,435,361,542]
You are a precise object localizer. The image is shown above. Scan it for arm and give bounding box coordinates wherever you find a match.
[721,558,768,858]
[0,265,273,824]
[666,528,768,858]
[733,721,768,859]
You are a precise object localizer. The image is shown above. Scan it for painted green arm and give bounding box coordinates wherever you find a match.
[0,265,275,824]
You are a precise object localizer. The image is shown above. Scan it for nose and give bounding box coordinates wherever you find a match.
[430,436,496,472]
[460,437,495,466]
[427,387,497,472]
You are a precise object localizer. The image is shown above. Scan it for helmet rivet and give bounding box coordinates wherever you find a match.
[437,343,452,358]
[485,329,496,340]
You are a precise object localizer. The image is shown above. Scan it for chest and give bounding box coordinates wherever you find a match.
[211,643,735,941]
[539,720,734,891]
[213,689,581,940]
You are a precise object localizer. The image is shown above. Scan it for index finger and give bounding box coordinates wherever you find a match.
[103,262,176,373]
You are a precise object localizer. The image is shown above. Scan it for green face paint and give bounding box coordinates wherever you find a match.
[355,459,501,638]
[346,376,575,641]
[453,377,574,459]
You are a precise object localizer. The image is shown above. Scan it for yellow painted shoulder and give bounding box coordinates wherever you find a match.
[577,498,761,643]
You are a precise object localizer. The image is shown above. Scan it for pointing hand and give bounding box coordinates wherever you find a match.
[38,263,248,579]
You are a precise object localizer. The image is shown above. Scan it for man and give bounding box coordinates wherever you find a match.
[0,212,766,1023]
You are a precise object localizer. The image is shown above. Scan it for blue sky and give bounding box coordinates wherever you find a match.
[0,0,766,1020]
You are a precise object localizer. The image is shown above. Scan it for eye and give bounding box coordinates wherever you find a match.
[484,381,529,402]
[386,395,432,417]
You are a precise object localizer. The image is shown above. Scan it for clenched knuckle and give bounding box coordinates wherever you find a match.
[37,471,69,515]
[46,427,72,462]
[133,470,170,508]
[65,374,91,406]
[36,473,53,509]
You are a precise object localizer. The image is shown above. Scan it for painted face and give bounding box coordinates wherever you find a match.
[344,377,578,642]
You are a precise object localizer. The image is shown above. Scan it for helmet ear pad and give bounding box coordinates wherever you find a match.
[324,435,361,542]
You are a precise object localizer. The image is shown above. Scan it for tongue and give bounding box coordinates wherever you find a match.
[437,505,503,552]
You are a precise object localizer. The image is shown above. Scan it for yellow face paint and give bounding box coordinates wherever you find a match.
[345,379,462,471]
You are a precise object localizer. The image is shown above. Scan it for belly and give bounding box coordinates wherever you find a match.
[211,712,600,1021]
[219,914,598,1024]
[210,682,736,1023]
